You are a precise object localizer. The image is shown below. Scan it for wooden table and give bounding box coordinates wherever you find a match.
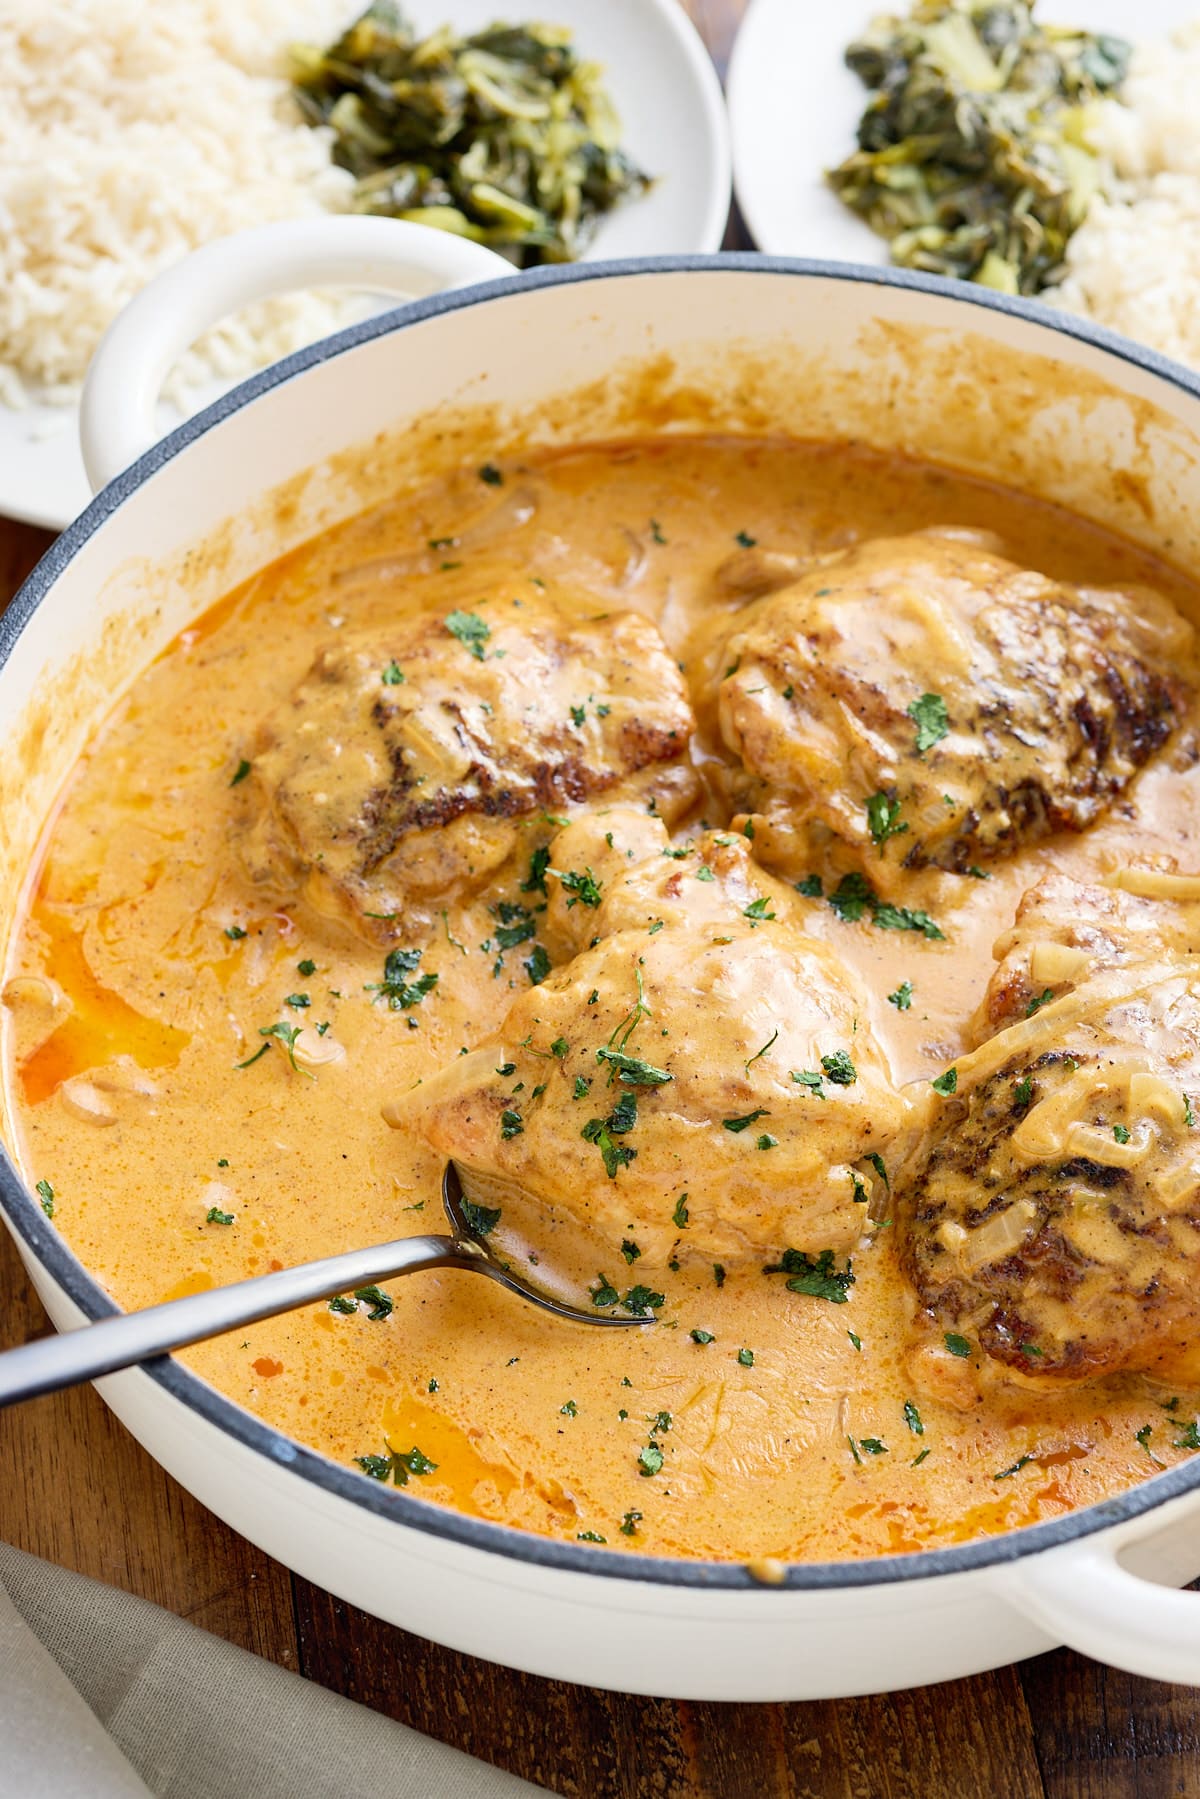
[2,5,1197,1792]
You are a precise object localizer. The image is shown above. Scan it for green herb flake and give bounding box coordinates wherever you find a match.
[558,866,603,908]
[690,1328,715,1345]
[329,1295,357,1315]
[887,979,913,1011]
[944,1332,971,1358]
[205,1206,235,1225]
[621,1238,642,1265]
[737,1347,755,1367]
[766,1247,855,1304]
[756,1133,779,1150]
[577,1530,606,1543]
[1026,988,1055,1017]
[903,1400,924,1437]
[225,925,247,942]
[907,691,949,754]
[848,1330,862,1351]
[1013,1074,1034,1108]
[859,1437,888,1456]
[713,1262,726,1288]
[1113,1123,1132,1144]
[994,1453,1037,1481]
[479,463,503,486]
[500,1109,524,1140]
[229,758,252,787]
[865,790,909,847]
[381,661,405,685]
[742,895,775,924]
[590,1274,620,1308]
[366,947,438,1011]
[723,1108,770,1133]
[638,1443,664,1477]
[672,1193,690,1230]
[865,1152,889,1189]
[34,1178,54,1218]
[1174,1420,1200,1452]
[560,1399,578,1417]
[931,1067,958,1096]
[444,609,491,661]
[820,1050,857,1086]
[596,1047,672,1087]
[461,1198,501,1237]
[525,944,552,986]
[620,1509,643,1536]
[354,1285,394,1322]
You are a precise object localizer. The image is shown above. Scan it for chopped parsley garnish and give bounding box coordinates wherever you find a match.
[1013,1074,1034,1108]
[621,1239,641,1265]
[638,1444,664,1477]
[826,871,944,940]
[1113,1123,1131,1144]
[461,1199,501,1237]
[328,1295,357,1315]
[205,1206,235,1225]
[848,1437,862,1466]
[582,1087,639,1177]
[620,1509,643,1536]
[903,1400,924,1437]
[444,609,491,660]
[569,704,586,728]
[237,1020,313,1078]
[847,1330,862,1351]
[560,1399,578,1417]
[225,925,247,942]
[284,992,310,1010]
[672,1193,690,1229]
[500,1109,524,1139]
[887,980,913,1011]
[865,790,909,847]
[366,947,438,1011]
[744,1028,779,1072]
[737,1347,755,1367]
[381,661,405,685]
[735,529,757,547]
[723,1109,770,1133]
[595,1047,672,1087]
[34,1179,54,1218]
[791,1069,825,1098]
[354,1285,394,1321]
[713,1263,726,1288]
[1026,988,1054,1016]
[1135,1424,1156,1457]
[573,1075,590,1099]
[557,866,603,909]
[524,944,552,985]
[695,865,716,882]
[859,1437,888,1456]
[493,901,536,951]
[521,846,551,896]
[765,1248,855,1304]
[354,1454,392,1480]
[742,895,775,924]
[994,1453,1036,1481]
[756,1133,778,1150]
[931,1068,958,1096]
[820,1050,857,1086]
[1174,1420,1200,1451]
[796,874,823,898]
[590,1274,620,1308]
[690,1329,715,1345]
[649,519,667,545]
[550,1037,569,1059]
[229,758,252,787]
[297,958,316,977]
[1187,1094,1197,1129]
[865,1152,889,1188]
[479,462,503,485]
[622,1284,664,1316]
[912,1448,931,1468]
[495,1062,517,1076]
[906,692,949,754]
[944,1332,971,1358]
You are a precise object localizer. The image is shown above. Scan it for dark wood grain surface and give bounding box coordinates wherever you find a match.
[2,4,1197,1792]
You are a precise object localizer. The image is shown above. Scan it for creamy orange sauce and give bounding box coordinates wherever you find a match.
[7,435,1200,1562]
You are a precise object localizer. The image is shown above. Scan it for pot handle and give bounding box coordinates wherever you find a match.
[1006,1527,1200,1685]
[79,216,516,494]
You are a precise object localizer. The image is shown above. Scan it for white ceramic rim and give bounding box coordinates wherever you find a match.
[9,251,1200,1597]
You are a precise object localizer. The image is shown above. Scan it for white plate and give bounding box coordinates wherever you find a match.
[728,0,1191,257]
[1,0,730,532]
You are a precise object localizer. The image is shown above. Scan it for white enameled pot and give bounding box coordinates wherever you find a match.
[5,218,1200,1700]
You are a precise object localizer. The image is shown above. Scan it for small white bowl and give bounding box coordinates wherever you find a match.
[0,0,730,532]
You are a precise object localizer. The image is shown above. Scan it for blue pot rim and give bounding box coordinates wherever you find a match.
[7,251,1200,1598]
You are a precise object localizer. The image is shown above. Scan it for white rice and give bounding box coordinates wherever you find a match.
[0,0,357,409]
[1053,23,1200,370]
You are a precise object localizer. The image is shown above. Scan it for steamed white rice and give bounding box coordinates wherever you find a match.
[0,0,356,409]
[1054,23,1200,370]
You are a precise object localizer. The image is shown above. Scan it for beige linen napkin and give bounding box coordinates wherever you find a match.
[0,1542,545,1798]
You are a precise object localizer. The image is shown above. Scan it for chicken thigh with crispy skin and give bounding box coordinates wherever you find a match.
[236,588,697,935]
[897,942,1200,1397]
[393,821,910,1271]
[714,531,1195,882]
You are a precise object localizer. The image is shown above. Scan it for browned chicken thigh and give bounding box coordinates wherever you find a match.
[393,818,910,1272]
[714,530,1195,883]
[898,928,1200,1397]
[236,587,698,935]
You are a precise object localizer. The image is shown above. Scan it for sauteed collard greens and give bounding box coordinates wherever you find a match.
[291,3,650,265]
[827,0,1130,294]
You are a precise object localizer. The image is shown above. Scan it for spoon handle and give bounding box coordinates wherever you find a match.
[0,1233,473,1408]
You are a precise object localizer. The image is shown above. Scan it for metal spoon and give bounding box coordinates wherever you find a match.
[0,1162,646,1408]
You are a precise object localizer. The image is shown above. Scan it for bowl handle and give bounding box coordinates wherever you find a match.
[79,216,516,493]
[1005,1522,1200,1684]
